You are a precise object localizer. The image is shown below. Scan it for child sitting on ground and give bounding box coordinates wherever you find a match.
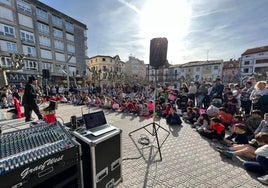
[199,117,225,141]
[166,107,182,126]
[42,96,58,124]
[194,113,211,133]
[243,133,268,185]
[217,107,233,129]
[223,123,249,146]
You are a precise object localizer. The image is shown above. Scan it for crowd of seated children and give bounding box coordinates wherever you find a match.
[243,132,268,185]
[222,123,249,146]
[166,106,182,126]
[193,113,211,133]
[198,117,225,141]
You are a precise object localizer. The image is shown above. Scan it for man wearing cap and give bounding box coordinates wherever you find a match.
[22,76,43,122]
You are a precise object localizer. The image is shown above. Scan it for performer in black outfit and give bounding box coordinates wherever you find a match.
[22,76,43,122]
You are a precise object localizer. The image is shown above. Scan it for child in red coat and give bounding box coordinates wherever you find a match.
[199,117,225,141]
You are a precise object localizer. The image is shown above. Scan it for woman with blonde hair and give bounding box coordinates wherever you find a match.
[250,81,268,116]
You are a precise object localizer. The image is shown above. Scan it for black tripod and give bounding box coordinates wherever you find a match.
[128,69,170,161]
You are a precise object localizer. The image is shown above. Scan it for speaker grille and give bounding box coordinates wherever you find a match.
[150,38,168,69]
[42,69,50,79]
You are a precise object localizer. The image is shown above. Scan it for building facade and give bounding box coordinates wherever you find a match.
[87,55,124,88]
[147,60,223,87]
[241,46,268,82]
[222,59,240,84]
[124,56,147,86]
[0,0,88,87]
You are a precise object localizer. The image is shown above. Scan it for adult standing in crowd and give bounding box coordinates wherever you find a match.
[196,81,208,108]
[210,78,224,100]
[250,81,268,116]
[22,76,43,122]
[241,81,254,115]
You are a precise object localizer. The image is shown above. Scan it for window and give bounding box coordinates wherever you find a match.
[22,45,36,57]
[0,56,11,67]
[196,67,200,71]
[3,25,15,37]
[65,21,74,32]
[37,22,49,33]
[214,65,218,70]
[102,58,106,61]
[23,60,37,70]
[20,30,34,43]
[39,35,51,47]
[0,0,11,5]
[36,8,48,21]
[42,62,52,71]
[256,59,268,64]
[244,61,250,65]
[53,28,63,38]
[52,15,62,27]
[6,42,17,52]
[67,44,75,53]
[243,68,249,73]
[17,0,31,14]
[54,40,64,50]
[66,33,74,41]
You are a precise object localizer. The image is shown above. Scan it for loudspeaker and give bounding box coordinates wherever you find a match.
[42,69,50,79]
[71,115,77,130]
[150,37,168,69]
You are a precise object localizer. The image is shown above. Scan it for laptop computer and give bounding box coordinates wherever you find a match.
[83,110,116,136]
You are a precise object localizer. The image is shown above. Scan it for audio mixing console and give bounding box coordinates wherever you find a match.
[0,122,82,188]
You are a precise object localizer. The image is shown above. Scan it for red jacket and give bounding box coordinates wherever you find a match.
[210,123,225,135]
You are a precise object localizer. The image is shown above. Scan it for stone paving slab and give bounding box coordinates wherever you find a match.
[0,105,267,187]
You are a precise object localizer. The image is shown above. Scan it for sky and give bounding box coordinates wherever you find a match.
[40,0,268,64]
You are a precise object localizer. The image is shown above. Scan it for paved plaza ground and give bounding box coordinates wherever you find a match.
[1,104,267,187]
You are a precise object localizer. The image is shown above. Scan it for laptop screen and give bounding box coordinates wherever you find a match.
[83,111,107,130]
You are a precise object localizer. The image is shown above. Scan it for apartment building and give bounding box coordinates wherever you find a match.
[0,0,87,86]
[124,56,147,86]
[147,60,223,87]
[87,55,124,88]
[241,45,268,82]
[222,59,240,84]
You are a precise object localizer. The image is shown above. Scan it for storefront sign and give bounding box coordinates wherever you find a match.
[6,72,36,83]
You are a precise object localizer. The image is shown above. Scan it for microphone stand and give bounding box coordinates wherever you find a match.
[128,67,170,161]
